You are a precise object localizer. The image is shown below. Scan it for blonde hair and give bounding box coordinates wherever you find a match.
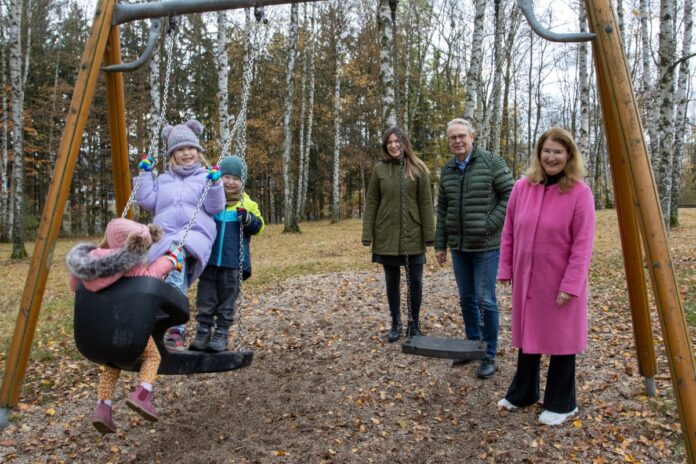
[167,147,210,171]
[381,127,429,180]
[526,127,585,193]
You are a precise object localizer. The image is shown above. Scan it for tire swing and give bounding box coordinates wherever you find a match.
[401,155,494,362]
[73,14,259,375]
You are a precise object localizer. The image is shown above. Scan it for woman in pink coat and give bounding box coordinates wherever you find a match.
[496,127,595,426]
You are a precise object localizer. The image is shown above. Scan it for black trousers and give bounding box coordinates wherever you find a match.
[382,261,423,321]
[195,266,241,331]
[504,349,577,414]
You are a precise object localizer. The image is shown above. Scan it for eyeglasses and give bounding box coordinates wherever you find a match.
[448,134,468,141]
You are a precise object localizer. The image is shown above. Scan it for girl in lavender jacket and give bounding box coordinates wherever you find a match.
[135,119,225,351]
[497,127,595,426]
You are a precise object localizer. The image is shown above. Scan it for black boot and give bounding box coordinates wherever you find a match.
[207,327,230,353]
[387,314,402,343]
[188,324,211,351]
[406,305,424,337]
[406,320,423,337]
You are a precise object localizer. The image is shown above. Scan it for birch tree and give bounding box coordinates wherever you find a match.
[233,8,257,159]
[671,0,692,226]
[297,3,316,221]
[378,0,397,131]
[641,0,658,158]
[578,0,591,190]
[217,11,230,147]
[9,0,27,258]
[463,0,486,122]
[1,2,10,241]
[331,1,345,224]
[282,3,300,232]
[654,0,677,229]
[480,0,504,152]
[148,42,161,166]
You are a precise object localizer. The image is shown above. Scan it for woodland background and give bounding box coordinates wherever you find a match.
[0,0,696,256]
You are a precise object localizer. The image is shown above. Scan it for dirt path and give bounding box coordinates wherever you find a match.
[0,267,688,463]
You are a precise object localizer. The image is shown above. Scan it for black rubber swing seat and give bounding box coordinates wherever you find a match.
[73,276,253,375]
[401,335,487,361]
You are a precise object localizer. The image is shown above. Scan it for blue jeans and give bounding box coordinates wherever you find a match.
[450,249,500,359]
[165,246,189,333]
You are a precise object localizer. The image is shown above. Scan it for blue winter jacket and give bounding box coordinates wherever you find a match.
[207,193,265,280]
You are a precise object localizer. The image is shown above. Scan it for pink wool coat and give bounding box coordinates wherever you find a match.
[498,178,595,355]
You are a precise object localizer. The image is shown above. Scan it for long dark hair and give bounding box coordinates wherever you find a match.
[381,127,428,180]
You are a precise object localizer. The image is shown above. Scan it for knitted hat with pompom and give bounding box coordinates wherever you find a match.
[102,218,163,255]
[161,119,205,158]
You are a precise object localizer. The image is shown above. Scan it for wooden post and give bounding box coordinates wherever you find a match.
[587,0,696,461]
[103,26,132,216]
[0,0,117,423]
[594,55,657,395]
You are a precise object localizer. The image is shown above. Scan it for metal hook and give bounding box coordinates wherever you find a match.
[102,18,162,73]
[517,0,595,43]
[254,6,268,24]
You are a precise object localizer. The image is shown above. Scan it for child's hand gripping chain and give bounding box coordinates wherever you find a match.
[207,165,221,182]
[138,155,155,172]
[236,207,251,225]
[166,247,185,271]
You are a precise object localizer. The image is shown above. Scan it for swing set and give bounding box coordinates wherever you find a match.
[0,0,694,461]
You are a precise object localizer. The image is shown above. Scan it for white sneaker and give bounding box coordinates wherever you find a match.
[497,398,519,411]
[538,408,578,426]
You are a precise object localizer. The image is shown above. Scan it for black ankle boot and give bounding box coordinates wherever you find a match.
[188,325,211,351]
[387,317,402,343]
[406,320,423,337]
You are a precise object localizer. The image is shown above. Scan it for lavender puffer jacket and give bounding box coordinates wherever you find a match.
[134,166,225,282]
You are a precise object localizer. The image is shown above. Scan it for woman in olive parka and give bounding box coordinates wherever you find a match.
[362,127,435,342]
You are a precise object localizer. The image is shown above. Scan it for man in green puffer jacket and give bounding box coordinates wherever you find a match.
[435,118,514,379]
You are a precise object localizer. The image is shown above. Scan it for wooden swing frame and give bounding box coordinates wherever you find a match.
[0,0,693,461]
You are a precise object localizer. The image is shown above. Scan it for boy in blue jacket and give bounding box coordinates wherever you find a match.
[189,155,265,352]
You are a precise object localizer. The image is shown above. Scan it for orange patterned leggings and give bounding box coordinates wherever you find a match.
[97,337,160,400]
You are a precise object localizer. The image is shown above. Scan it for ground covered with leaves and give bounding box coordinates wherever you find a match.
[1,211,695,463]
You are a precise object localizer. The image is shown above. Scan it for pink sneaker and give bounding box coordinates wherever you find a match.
[92,402,117,434]
[125,386,160,422]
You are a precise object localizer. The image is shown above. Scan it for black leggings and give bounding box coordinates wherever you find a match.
[383,261,423,319]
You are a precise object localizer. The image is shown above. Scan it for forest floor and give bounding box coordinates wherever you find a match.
[0,211,695,463]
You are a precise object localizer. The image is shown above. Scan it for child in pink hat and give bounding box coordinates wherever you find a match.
[66,218,183,434]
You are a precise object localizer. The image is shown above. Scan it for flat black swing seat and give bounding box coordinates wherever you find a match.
[401,336,487,361]
[74,276,253,375]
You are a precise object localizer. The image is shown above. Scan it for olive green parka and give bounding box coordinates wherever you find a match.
[362,159,435,255]
[434,146,514,252]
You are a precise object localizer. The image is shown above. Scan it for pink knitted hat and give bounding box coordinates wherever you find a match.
[104,218,152,249]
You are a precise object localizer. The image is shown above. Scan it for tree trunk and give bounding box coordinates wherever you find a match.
[463,0,486,122]
[296,5,308,220]
[484,0,504,153]
[378,0,397,131]
[1,2,10,242]
[282,3,300,233]
[655,0,676,230]
[641,0,658,160]
[578,0,591,187]
[234,8,255,159]
[671,0,692,227]
[10,0,27,258]
[299,4,316,222]
[331,2,343,224]
[148,44,161,167]
[217,11,230,149]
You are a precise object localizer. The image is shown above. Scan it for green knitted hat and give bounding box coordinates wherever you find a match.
[218,155,247,185]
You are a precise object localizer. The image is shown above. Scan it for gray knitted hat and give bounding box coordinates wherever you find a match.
[218,155,248,185]
[161,119,205,158]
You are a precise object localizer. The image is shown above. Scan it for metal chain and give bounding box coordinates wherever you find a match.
[477,160,495,345]
[121,21,177,218]
[398,139,413,331]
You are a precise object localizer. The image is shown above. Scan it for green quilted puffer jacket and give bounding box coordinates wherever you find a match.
[434,146,514,252]
[362,159,435,255]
